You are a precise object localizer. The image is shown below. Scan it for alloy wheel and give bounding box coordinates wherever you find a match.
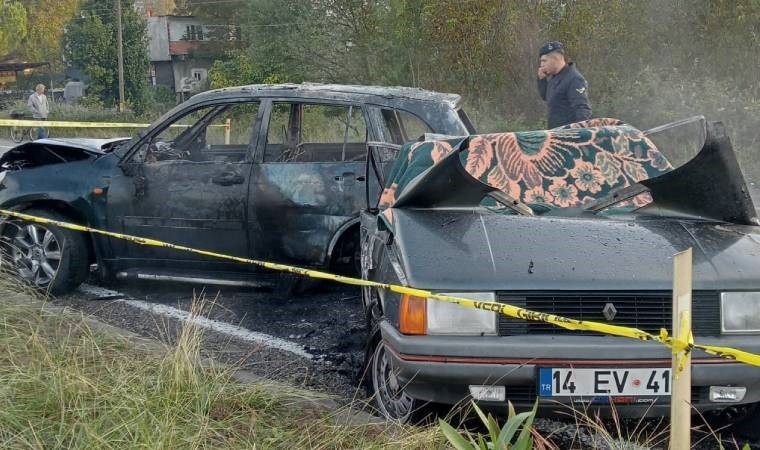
[9,224,62,287]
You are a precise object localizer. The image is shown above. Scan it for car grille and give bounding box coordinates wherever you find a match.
[497,291,720,336]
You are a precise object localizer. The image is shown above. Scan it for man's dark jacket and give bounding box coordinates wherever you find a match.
[537,62,592,128]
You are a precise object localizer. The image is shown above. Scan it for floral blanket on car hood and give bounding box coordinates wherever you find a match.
[378,118,672,223]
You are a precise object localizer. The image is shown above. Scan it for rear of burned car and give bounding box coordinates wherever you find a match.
[360,119,760,421]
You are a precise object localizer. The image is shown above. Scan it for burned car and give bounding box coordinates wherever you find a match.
[0,83,475,294]
[360,117,760,422]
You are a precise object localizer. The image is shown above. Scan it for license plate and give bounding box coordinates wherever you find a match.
[538,368,671,397]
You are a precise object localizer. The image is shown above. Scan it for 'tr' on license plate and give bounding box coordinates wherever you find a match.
[538,368,671,397]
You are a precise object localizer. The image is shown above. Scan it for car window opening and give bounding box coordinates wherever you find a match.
[265,103,368,163]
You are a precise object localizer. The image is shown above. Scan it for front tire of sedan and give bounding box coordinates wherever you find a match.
[1,209,89,295]
[369,339,427,423]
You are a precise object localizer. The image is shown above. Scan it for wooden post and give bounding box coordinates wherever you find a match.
[670,248,693,450]
[116,0,126,112]
[224,118,231,145]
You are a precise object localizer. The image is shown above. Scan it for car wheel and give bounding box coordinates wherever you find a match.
[369,339,422,423]
[0,209,89,295]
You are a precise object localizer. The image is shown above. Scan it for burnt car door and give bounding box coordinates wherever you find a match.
[249,100,373,265]
[106,100,261,271]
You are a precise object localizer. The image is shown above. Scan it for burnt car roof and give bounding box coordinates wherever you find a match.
[186,83,463,108]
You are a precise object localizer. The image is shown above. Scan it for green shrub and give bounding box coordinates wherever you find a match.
[439,400,538,450]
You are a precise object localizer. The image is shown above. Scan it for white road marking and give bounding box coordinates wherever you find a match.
[76,284,313,359]
[121,299,314,359]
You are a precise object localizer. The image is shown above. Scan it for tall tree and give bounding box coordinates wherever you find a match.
[19,0,80,66]
[63,0,150,112]
[0,1,28,58]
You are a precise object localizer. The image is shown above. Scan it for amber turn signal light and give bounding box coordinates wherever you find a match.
[399,294,427,335]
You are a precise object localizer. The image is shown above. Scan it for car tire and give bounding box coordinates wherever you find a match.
[1,209,89,295]
[367,338,430,424]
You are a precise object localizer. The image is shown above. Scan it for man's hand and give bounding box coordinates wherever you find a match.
[537,67,547,80]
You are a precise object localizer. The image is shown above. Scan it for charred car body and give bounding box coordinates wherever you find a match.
[0,84,474,293]
[360,117,760,421]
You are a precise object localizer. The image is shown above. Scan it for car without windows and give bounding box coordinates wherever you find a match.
[360,116,760,422]
[0,83,474,294]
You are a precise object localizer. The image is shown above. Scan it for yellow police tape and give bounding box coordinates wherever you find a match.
[1,207,760,369]
[0,119,226,129]
[0,119,154,128]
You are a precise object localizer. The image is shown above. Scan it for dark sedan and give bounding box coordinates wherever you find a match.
[360,117,760,422]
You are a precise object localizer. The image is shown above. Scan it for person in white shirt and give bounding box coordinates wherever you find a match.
[27,84,50,139]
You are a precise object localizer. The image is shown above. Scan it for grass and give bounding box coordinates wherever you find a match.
[0,275,444,449]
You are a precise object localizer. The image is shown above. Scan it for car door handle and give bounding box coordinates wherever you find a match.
[212,173,245,186]
[334,172,364,182]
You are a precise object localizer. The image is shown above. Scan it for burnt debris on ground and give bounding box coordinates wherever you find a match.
[58,279,368,400]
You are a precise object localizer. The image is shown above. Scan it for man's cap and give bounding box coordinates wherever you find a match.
[539,41,564,57]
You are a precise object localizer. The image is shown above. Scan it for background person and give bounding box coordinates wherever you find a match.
[537,41,592,128]
[27,83,50,139]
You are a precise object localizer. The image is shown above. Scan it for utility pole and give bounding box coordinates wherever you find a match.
[116,0,126,112]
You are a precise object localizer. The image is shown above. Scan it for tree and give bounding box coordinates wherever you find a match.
[0,1,28,58]
[63,0,150,113]
[239,0,388,83]
[208,50,285,89]
[19,0,79,67]
[152,0,177,15]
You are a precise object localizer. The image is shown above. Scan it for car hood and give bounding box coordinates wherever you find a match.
[27,137,131,154]
[0,137,130,171]
[391,209,760,291]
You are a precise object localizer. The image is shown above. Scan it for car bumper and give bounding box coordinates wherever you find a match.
[380,321,760,417]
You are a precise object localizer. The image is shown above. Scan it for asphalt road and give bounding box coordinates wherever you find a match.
[0,138,14,154]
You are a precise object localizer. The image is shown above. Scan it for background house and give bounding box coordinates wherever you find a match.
[147,15,212,102]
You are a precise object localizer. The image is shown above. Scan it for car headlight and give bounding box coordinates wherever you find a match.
[721,292,760,334]
[427,292,498,336]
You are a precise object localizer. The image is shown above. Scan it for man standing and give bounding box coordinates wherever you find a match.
[537,41,592,128]
[27,83,50,139]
